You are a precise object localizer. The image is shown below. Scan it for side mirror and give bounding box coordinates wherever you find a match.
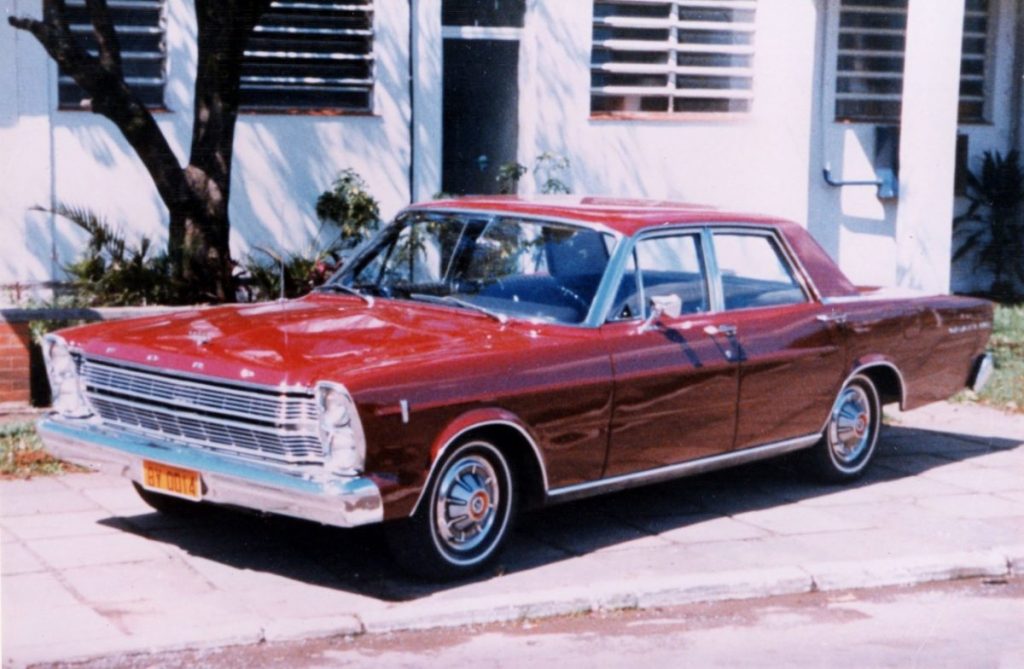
[640,294,682,332]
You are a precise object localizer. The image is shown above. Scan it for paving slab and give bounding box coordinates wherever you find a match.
[2,401,1022,667]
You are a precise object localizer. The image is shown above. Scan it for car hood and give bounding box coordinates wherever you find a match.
[62,294,547,391]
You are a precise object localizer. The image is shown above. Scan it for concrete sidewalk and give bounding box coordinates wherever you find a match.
[3,402,1024,667]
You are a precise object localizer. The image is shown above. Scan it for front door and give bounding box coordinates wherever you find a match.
[441,2,523,195]
[602,231,739,476]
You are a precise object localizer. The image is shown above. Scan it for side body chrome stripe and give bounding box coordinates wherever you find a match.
[545,433,820,504]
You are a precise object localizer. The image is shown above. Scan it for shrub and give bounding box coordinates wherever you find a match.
[953,150,1024,302]
[315,168,381,248]
[495,153,572,195]
[243,169,381,301]
[39,203,184,306]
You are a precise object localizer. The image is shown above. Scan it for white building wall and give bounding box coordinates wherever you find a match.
[521,0,820,227]
[0,0,413,297]
[1,1,57,296]
[1,0,1019,299]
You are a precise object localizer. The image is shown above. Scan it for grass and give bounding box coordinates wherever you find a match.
[0,422,84,479]
[959,304,1024,412]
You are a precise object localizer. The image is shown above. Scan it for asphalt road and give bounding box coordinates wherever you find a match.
[50,577,1024,669]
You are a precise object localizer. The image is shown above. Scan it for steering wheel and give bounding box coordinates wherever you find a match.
[557,284,589,311]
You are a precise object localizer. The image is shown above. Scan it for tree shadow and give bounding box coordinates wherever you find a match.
[98,422,1021,602]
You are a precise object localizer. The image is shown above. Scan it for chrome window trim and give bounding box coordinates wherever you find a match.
[706,225,816,312]
[597,228,712,323]
[338,207,626,329]
[594,221,820,324]
[402,206,626,240]
[409,419,550,516]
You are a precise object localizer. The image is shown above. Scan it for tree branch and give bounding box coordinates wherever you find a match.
[84,0,124,77]
[9,7,105,88]
[9,3,191,223]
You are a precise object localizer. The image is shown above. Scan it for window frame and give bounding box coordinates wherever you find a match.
[238,0,376,115]
[589,0,759,121]
[600,224,816,323]
[827,0,996,126]
[709,228,811,312]
[606,230,711,322]
[57,0,167,111]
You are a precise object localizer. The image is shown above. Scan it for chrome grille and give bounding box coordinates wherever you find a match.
[82,360,317,424]
[81,357,323,466]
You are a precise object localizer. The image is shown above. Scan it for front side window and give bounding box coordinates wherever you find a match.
[611,233,709,320]
[834,0,990,123]
[712,232,806,310]
[335,212,615,325]
[240,0,374,112]
[59,0,166,109]
[590,0,757,116]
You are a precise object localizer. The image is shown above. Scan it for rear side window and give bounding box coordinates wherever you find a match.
[712,233,807,310]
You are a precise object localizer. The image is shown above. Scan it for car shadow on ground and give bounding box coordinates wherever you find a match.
[98,423,1021,602]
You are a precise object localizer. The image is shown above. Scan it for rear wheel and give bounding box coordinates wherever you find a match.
[386,439,516,580]
[806,374,881,482]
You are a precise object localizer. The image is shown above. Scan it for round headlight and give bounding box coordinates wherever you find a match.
[316,382,366,476]
[42,334,92,418]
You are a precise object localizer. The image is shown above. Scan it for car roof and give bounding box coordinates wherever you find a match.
[412,195,784,237]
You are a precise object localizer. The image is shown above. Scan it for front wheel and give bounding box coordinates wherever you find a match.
[805,374,881,482]
[386,439,516,580]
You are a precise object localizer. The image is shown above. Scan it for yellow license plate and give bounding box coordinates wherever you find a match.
[142,460,202,501]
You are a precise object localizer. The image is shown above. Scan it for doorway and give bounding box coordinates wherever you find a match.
[441,1,524,195]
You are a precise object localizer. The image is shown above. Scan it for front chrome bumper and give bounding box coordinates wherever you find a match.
[37,417,383,528]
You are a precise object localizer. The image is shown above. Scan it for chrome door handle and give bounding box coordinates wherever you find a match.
[816,313,848,325]
[704,324,738,336]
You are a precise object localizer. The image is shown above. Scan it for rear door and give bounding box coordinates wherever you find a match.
[705,228,846,449]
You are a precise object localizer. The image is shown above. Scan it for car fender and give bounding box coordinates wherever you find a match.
[846,355,907,408]
[409,407,550,516]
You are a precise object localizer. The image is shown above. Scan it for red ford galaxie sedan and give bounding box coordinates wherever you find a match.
[39,197,994,579]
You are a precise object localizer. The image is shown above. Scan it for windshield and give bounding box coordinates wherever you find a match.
[327,211,617,325]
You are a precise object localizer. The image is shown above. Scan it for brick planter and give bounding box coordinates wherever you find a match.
[0,306,185,409]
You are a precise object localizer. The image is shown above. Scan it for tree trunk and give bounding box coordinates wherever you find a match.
[9,0,273,304]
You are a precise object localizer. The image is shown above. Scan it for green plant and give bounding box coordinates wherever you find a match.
[315,168,381,248]
[0,422,83,479]
[244,169,382,301]
[243,247,339,301]
[534,152,572,195]
[496,161,528,195]
[495,153,572,195]
[39,203,199,305]
[953,150,1024,302]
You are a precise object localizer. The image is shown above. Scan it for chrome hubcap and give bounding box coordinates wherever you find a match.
[829,385,873,465]
[435,454,500,554]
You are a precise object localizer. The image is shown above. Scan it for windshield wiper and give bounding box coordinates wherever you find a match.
[316,283,375,307]
[409,293,509,325]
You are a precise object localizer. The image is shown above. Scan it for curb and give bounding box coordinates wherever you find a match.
[6,546,1021,667]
